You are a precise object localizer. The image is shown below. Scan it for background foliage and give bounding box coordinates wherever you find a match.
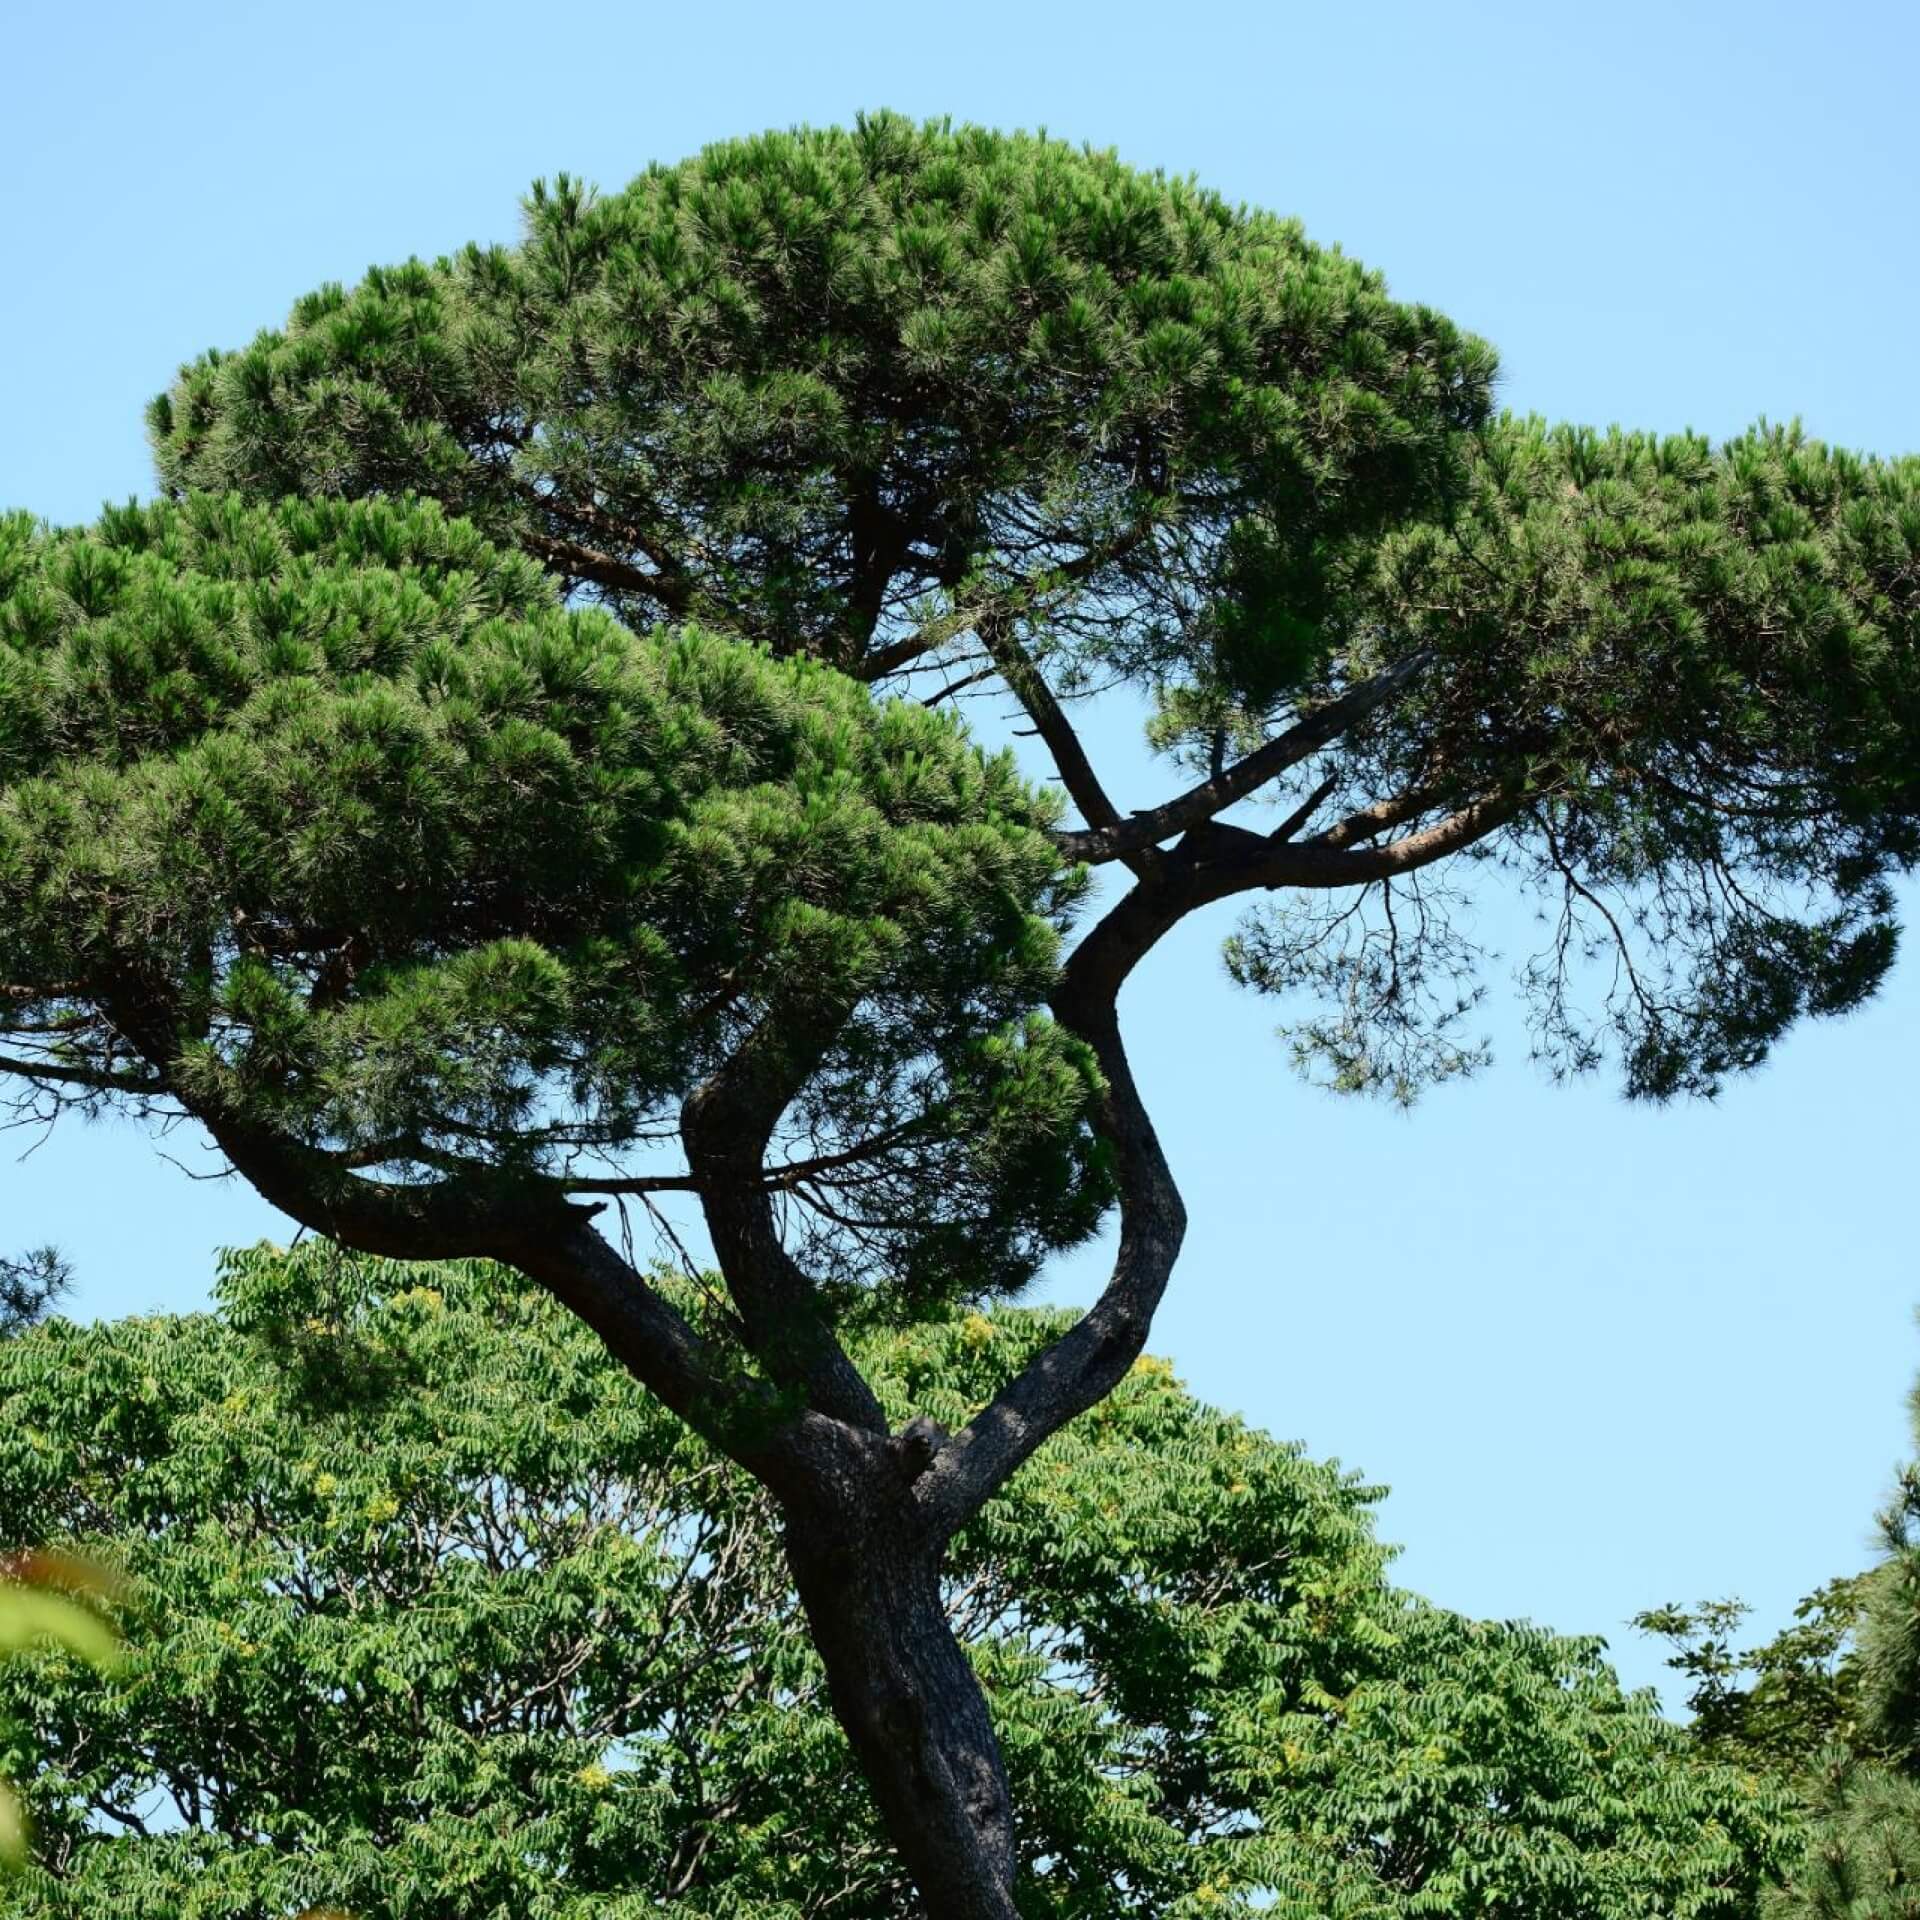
[0,1245,1799,1917]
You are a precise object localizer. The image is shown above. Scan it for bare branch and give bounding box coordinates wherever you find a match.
[915,993,1182,1538]
[680,1000,887,1434]
[561,1120,928,1199]
[1269,773,1341,846]
[850,511,1160,682]
[913,777,1540,1533]
[978,614,1125,844]
[521,527,692,611]
[1053,650,1436,865]
[0,1052,168,1097]
[559,1169,704,1195]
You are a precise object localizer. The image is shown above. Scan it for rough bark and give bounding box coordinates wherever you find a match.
[783,1470,1020,1920]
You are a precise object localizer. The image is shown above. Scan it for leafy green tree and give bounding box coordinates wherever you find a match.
[0,1243,1801,1917]
[6,115,1920,1912]
[1636,1583,1868,1777]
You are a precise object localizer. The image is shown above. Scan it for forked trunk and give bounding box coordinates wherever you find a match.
[784,1512,1018,1920]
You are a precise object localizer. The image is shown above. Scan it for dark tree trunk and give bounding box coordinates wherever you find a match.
[783,1499,1018,1920]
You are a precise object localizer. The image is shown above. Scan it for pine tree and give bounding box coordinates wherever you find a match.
[6,116,1920,1914]
[0,1256,66,1341]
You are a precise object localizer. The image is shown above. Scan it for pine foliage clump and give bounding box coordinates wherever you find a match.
[149,115,1495,680]
[0,493,1106,1309]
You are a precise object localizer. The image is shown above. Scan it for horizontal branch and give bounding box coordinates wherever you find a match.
[1310,781,1446,852]
[0,1052,169,1097]
[559,1169,704,1195]
[1061,787,1533,1032]
[191,1110,813,1472]
[522,527,692,611]
[1285,788,1529,882]
[561,1119,929,1198]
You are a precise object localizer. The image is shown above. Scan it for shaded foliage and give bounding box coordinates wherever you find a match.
[1241,421,1920,1099]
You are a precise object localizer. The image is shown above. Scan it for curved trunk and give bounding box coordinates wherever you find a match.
[784,1514,1018,1920]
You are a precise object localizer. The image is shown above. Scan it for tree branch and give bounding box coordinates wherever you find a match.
[914,778,1536,1534]
[561,1120,929,1198]
[0,1052,168,1097]
[1269,773,1341,845]
[849,512,1161,684]
[196,1110,807,1472]
[915,992,1183,1538]
[978,614,1125,844]
[1308,781,1446,852]
[511,1218,825,1477]
[521,527,692,611]
[680,1003,888,1434]
[1052,650,1436,865]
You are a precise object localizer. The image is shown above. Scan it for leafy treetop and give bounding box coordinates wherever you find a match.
[150,114,1494,690]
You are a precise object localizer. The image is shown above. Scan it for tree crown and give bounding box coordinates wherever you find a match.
[0,492,1106,1312]
[138,119,1920,1103]
[150,112,1496,694]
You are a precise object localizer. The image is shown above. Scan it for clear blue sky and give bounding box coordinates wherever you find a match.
[5,0,1917,1705]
